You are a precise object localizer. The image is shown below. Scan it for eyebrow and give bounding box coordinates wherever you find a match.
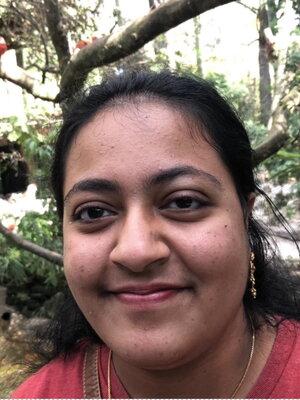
[146,165,223,190]
[64,165,223,203]
[64,178,120,203]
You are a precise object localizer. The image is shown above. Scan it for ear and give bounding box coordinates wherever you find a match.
[244,192,256,228]
[247,192,256,214]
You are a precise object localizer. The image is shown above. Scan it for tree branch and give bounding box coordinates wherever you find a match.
[10,3,50,83]
[0,223,63,266]
[0,59,59,102]
[58,0,234,100]
[25,63,60,75]
[236,1,257,14]
[271,227,300,242]
[43,0,71,73]
[253,86,300,165]
[253,130,289,166]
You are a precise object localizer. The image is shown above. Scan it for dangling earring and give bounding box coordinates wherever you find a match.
[249,252,256,299]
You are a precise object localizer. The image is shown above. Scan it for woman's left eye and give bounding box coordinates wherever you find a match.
[166,196,206,210]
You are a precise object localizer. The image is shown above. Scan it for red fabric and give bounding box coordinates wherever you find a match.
[11,342,128,399]
[11,320,300,399]
[248,320,300,398]
[11,343,86,399]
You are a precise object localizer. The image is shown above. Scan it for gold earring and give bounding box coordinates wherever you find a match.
[249,252,256,299]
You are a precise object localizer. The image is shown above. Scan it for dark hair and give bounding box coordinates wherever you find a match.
[43,70,299,359]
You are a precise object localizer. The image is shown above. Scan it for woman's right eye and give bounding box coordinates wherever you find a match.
[73,206,115,222]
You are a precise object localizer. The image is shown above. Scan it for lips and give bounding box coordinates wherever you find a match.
[110,284,187,307]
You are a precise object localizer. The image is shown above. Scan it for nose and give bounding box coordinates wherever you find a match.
[110,209,170,273]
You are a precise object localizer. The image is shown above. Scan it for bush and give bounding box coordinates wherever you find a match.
[0,201,65,317]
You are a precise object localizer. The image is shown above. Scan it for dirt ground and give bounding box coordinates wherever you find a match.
[0,335,33,398]
[0,312,45,399]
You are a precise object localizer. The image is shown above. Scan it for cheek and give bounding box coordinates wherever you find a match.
[175,219,249,281]
[63,233,107,288]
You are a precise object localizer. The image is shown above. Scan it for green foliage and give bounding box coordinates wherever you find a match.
[174,69,299,173]
[264,150,300,182]
[0,202,64,317]
[262,103,300,185]
[0,110,59,198]
[283,35,300,105]
[204,72,300,185]
[286,45,300,75]
[0,202,63,283]
[267,0,286,34]
[245,121,268,146]
[205,72,259,123]
[0,74,62,317]
[205,72,269,147]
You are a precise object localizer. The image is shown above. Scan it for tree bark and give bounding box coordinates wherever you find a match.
[253,130,289,166]
[253,86,299,165]
[258,3,272,126]
[0,59,58,102]
[271,227,300,242]
[0,223,63,266]
[267,1,295,131]
[1,0,233,102]
[43,0,71,73]
[57,0,234,101]
[193,15,202,75]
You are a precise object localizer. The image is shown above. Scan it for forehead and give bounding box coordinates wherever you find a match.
[63,102,232,194]
[68,101,203,160]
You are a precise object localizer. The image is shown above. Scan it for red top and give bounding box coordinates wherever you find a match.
[11,320,300,399]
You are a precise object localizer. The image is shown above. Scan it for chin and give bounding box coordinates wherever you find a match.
[122,350,188,370]
[109,333,194,370]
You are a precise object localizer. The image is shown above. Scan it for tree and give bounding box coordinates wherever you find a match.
[257,1,273,126]
[0,0,299,267]
[0,0,233,101]
[252,0,300,164]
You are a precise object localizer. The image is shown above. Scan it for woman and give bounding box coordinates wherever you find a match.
[12,70,300,398]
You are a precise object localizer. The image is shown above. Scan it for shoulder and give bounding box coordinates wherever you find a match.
[271,320,300,396]
[275,318,300,351]
[248,319,300,399]
[11,342,88,399]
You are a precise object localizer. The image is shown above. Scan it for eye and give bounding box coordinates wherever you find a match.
[73,206,115,222]
[166,196,208,210]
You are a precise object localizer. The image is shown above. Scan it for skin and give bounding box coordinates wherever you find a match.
[62,101,270,398]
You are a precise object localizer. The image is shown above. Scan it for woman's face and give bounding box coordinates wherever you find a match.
[63,102,252,369]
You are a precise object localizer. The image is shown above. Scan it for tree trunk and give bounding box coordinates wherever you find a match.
[43,0,71,73]
[258,3,272,126]
[193,15,202,76]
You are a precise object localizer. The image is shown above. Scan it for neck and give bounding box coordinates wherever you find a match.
[112,310,254,398]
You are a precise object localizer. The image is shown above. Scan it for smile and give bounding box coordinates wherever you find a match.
[110,285,188,308]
